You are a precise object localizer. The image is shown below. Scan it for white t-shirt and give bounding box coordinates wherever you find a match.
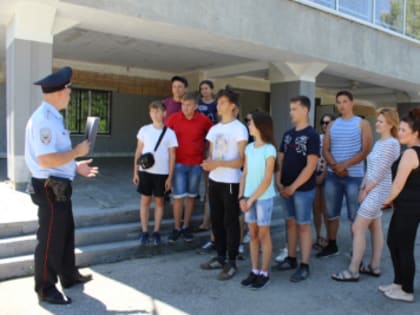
[206,119,248,183]
[137,124,178,175]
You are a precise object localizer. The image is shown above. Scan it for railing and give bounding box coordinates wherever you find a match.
[295,0,420,43]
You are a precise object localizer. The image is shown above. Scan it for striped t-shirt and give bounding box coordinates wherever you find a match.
[328,116,364,177]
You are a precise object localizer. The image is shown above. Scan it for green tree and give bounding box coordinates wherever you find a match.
[381,0,420,40]
[406,0,420,39]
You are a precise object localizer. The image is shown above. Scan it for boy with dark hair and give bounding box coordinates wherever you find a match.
[133,101,178,246]
[200,86,248,280]
[163,75,188,123]
[274,95,320,282]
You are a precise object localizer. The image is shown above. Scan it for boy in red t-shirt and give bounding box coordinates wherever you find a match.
[166,93,212,243]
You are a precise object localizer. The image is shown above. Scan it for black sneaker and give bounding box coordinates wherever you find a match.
[181,227,194,242]
[139,232,149,246]
[168,229,181,244]
[251,274,270,289]
[273,257,298,271]
[315,244,339,258]
[241,272,258,287]
[290,265,310,282]
[152,231,161,246]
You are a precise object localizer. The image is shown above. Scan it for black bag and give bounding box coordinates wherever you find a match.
[137,127,167,169]
[137,152,155,169]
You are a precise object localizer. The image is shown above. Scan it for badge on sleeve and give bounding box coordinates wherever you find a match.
[40,128,52,145]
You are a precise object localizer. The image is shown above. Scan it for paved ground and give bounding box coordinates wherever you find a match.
[0,158,419,314]
[1,211,419,315]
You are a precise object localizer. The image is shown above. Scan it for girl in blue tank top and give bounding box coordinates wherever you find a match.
[238,112,277,289]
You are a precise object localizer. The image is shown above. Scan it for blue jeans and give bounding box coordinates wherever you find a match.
[280,189,316,225]
[324,172,362,222]
[245,198,274,226]
[173,164,202,198]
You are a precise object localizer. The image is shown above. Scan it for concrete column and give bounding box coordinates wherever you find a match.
[269,62,327,142]
[6,2,56,189]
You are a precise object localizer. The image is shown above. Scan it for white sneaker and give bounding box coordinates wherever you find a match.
[275,247,288,263]
[378,283,401,293]
[243,232,250,244]
[384,287,414,303]
[238,244,244,254]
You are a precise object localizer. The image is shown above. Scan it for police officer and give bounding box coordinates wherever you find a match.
[25,66,98,304]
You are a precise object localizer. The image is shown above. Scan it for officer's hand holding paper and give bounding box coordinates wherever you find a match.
[76,116,100,178]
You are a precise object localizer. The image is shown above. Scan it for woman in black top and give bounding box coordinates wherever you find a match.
[380,108,420,303]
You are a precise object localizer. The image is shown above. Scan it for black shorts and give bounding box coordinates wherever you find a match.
[137,171,167,197]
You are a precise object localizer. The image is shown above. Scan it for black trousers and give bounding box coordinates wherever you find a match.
[208,179,240,263]
[31,178,77,294]
[387,207,420,293]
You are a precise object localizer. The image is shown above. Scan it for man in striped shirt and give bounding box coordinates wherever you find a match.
[317,91,373,258]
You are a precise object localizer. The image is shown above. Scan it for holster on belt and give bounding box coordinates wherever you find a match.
[44,176,71,202]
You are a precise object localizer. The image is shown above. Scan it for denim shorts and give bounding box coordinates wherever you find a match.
[173,163,202,198]
[280,189,316,225]
[324,172,363,222]
[244,198,274,226]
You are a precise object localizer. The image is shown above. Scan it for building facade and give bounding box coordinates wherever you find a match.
[0,0,419,187]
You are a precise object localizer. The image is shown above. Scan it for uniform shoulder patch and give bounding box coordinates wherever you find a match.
[40,128,52,145]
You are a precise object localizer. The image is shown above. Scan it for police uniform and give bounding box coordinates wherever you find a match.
[25,67,91,305]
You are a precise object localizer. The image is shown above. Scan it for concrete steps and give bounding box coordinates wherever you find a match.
[0,200,285,281]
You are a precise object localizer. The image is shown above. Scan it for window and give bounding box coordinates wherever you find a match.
[406,0,420,40]
[339,0,373,21]
[376,0,404,33]
[312,0,336,8]
[299,0,420,43]
[65,88,112,135]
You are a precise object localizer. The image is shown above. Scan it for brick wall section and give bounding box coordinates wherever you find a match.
[56,68,172,96]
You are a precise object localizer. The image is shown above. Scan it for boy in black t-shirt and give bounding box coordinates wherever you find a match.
[274,96,320,282]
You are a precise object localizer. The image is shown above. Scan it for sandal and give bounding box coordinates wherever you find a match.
[331,269,360,282]
[359,264,381,277]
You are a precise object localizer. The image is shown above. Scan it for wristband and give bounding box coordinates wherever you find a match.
[238,196,246,201]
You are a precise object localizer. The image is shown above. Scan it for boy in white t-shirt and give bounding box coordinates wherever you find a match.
[133,101,178,246]
[200,86,248,280]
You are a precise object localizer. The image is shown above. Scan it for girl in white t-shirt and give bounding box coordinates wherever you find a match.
[238,112,277,289]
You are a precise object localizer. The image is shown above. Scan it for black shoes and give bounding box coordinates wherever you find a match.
[181,227,194,242]
[61,273,93,289]
[241,272,270,289]
[168,229,181,244]
[316,243,339,258]
[241,272,259,287]
[290,264,310,282]
[37,287,71,305]
[252,274,270,289]
[273,257,298,271]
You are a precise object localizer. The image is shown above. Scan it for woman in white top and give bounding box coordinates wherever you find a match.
[332,108,400,281]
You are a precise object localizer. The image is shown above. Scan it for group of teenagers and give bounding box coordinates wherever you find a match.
[133,75,420,302]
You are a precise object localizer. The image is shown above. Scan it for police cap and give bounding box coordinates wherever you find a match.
[34,66,73,93]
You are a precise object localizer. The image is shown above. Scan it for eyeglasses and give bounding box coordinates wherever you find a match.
[65,82,73,89]
[321,120,330,125]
